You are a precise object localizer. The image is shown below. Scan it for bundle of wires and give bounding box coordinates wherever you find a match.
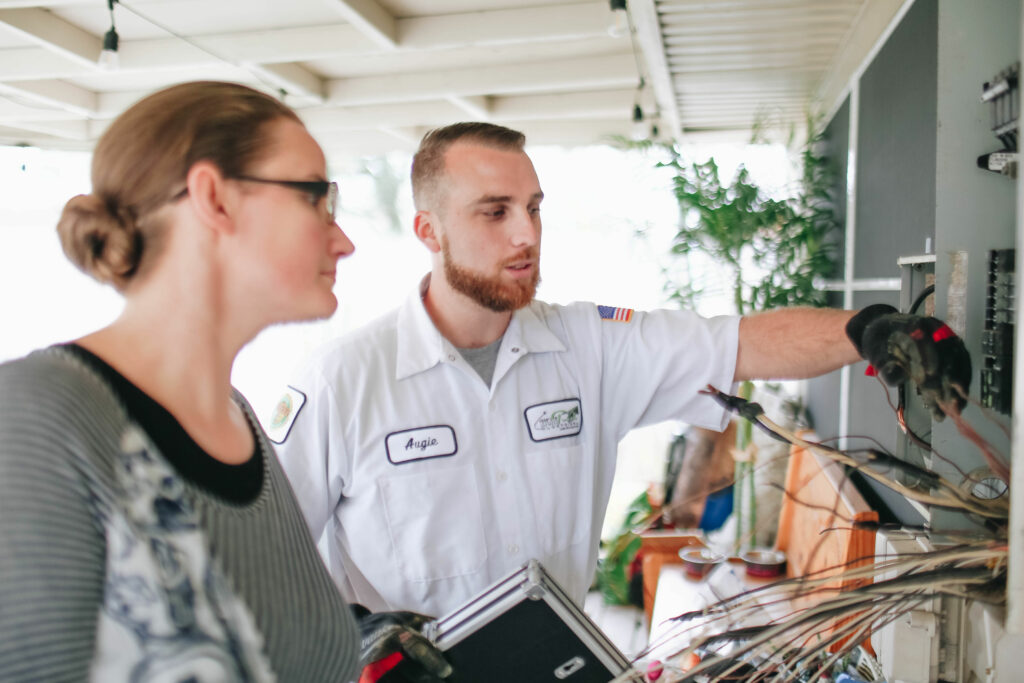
[630,541,1005,682]
[609,386,1010,682]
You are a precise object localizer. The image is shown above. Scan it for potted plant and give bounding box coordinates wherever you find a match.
[658,120,840,550]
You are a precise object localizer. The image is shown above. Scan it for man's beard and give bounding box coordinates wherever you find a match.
[441,238,540,312]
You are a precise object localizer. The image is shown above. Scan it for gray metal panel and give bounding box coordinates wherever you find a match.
[805,291,845,439]
[930,0,1019,531]
[854,0,937,280]
[823,95,850,276]
[803,96,850,440]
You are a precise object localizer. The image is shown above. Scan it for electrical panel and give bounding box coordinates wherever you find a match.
[980,249,1015,414]
[977,62,1019,178]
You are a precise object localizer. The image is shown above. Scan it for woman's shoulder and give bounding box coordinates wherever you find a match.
[2,345,89,379]
[0,346,122,433]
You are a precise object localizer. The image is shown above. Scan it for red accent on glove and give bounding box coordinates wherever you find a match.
[865,365,878,376]
[359,652,405,683]
[910,328,925,340]
[932,324,955,343]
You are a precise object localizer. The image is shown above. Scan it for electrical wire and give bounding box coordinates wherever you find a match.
[701,385,1009,519]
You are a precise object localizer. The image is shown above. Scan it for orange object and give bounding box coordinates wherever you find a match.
[679,651,701,672]
[775,437,878,653]
[638,531,706,627]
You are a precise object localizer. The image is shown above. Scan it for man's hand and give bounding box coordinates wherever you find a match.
[846,303,972,420]
[355,607,452,683]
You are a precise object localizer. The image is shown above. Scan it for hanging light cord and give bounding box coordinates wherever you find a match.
[619,3,659,133]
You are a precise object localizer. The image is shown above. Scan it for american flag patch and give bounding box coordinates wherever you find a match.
[597,305,633,323]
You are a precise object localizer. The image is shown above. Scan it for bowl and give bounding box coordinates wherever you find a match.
[739,548,786,578]
[679,547,725,578]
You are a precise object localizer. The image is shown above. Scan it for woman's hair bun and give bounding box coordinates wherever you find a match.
[56,193,142,290]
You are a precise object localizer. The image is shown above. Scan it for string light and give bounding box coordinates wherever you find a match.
[98,0,119,70]
[608,0,628,38]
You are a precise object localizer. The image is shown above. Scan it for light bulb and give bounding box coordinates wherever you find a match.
[98,27,119,69]
[608,0,628,37]
[631,104,646,140]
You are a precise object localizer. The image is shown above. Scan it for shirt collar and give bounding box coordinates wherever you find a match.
[396,275,445,380]
[395,274,566,380]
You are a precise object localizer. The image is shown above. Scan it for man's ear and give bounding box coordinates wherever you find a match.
[413,210,441,253]
[184,160,236,236]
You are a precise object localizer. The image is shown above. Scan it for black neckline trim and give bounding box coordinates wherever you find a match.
[60,343,264,505]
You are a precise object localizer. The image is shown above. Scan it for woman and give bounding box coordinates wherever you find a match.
[0,81,359,681]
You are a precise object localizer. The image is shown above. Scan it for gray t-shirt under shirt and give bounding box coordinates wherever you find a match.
[457,336,504,387]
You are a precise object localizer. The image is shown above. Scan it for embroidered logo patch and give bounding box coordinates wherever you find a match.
[385,425,458,465]
[266,386,306,444]
[524,398,583,442]
[598,305,633,322]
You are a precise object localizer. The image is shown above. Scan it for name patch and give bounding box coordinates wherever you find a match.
[524,398,583,442]
[385,425,458,465]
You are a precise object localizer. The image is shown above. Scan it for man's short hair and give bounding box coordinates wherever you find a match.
[411,122,526,211]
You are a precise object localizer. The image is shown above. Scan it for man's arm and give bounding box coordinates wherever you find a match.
[734,307,860,382]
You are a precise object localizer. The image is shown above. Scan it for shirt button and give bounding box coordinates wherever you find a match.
[447,354,456,361]
[511,347,520,353]
[497,471,508,481]
[507,544,519,554]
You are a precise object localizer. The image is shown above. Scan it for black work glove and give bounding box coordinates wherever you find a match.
[846,303,972,420]
[354,605,452,683]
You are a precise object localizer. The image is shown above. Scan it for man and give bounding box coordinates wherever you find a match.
[271,122,967,619]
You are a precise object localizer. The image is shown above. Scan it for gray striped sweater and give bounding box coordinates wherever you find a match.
[0,347,359,682]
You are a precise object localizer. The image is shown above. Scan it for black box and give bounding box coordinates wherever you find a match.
[425,560,644,683]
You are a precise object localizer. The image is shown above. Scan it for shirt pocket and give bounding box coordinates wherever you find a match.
[378,463,487,582]
[522,442,590,556]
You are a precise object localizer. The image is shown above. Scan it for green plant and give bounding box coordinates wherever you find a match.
[661,126,838,314]
[594,490,656,605]
[658,120,840,549]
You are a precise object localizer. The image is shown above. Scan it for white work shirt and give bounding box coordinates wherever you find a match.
[272,280,739,617]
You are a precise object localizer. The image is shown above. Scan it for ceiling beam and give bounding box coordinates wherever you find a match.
[328,0,397,49]
[246,62,326,103]
[0,78,95,116]
[490,89,636,122]
[629,0,683,140]
[0,99,74,120]
[377,126,421,146]
[397,3,610,49]
[501,118,634,148]
[0,46,89,80]
[326,53,638,106]
[300,100,468,131]
[0,7,101,68]
[0,4,614,81]
[0,116,89,140]
[446,95,491,121]
[0,1,95,7]
[299,89,642,132]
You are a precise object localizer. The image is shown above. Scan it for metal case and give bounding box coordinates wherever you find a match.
[425,559,643,683]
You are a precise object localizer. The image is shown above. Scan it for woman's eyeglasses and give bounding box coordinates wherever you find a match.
[232,175,340,222]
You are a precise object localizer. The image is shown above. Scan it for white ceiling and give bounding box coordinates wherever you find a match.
[0,0,906,159]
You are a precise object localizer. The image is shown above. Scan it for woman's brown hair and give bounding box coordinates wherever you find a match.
[57,81,300,290]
